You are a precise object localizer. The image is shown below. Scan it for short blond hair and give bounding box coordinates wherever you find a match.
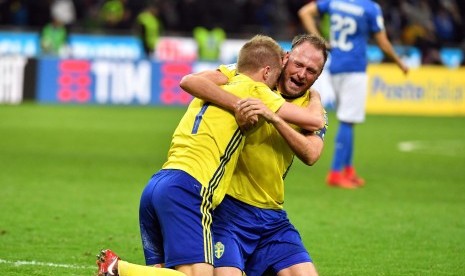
[237,35,283,74]
[291,33,328,64]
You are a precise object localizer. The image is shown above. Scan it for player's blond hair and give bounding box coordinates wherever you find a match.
[291,33,328,64]
[237,35,283,74]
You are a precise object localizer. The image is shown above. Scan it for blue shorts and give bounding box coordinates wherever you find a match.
[139,169,214,268]
[213,195,312,275]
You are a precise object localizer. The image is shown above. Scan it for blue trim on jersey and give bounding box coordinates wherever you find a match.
[192,103,210,134]
[282,156,294,180]
[207,128,243,196]
[201,128,243,263]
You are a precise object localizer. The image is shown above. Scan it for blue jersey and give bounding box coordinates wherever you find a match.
[317,0,384,73]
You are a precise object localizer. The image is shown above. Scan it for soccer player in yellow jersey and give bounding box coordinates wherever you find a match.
[96,35,284,276]
[139,35,285,276]
[180,34,328,276]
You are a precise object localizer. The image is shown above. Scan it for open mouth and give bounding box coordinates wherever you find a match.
[290,77,304,88]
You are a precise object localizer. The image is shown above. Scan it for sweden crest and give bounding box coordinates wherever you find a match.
[214,241,225,259]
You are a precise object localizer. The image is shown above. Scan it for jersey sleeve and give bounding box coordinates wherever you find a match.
[252,84,286,113]
[369,3,385,33]
[218,64,237,81]
[316,0,330,14]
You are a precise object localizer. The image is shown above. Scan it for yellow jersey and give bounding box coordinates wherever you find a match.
[219,64,310,210]
[162,73,285,208]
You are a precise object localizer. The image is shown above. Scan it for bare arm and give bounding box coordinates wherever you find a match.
[374,31,409,74]
[270,115,324,165]
[182,69,325,131]
[277,89,325,131]
[180,70,259,131]
[179,70,239,111]
[239,100,324,165]
[298,2,322,37]
[238,99,326,132]
[238,90,326,132]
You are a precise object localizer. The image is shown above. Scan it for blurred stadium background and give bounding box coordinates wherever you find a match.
[1,0,465,275]
[0,0,464,111]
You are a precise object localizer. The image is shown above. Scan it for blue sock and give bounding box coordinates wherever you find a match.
[331,122,353,171]
[344,123,354,168]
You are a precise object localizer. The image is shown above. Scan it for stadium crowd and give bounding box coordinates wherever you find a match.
[1,0,464,64]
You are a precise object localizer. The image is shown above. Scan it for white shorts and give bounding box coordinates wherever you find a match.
[331,72,368,123]
[312,62,335,108]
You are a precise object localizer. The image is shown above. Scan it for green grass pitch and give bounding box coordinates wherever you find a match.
[0,104,464,275]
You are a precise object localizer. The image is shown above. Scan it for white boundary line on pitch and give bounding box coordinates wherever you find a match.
[397,140,464,157]
[0,258,94,269]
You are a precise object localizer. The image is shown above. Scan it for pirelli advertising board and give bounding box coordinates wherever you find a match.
[366,65,465,116]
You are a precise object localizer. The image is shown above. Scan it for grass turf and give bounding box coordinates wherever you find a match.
[0,104,464,275]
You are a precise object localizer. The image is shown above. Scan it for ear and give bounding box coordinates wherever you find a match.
[263,66,271,80]
[282,52,290,65]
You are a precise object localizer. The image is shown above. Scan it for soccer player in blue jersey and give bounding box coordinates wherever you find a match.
[180,34,328,276]
[299,0,409,188]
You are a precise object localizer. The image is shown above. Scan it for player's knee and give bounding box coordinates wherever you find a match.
[176,262,214,276]
[276,262,318,276]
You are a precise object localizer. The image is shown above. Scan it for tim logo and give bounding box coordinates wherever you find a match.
[214,242,225,259]
[57,60,92,103]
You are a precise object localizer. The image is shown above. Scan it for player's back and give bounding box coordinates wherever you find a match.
[163,74,284,208]
[317,0,383,73]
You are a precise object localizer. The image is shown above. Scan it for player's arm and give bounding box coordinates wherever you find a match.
[239,100,324,165]
[373,31,409,75]
[298,2,331,49]
[181,69,325,131]
[278,89,325,131]
[298,2,322,37]
[237,90,326,132]
[180,70,259,131]
[271,117,324,166]
[179,70,240,111]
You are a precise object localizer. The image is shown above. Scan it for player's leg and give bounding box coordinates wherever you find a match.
[326,73,355,188]
[337,73,367,186]
[139,171,167,266]
[141,169,215,275]
[213,195,262,276]
[175,263,215,276]
[276,262,318,276]
[119,261,187,276]
[246,243,316,276]
[244,209,317,276]
[214,266,243,276]
[327,120,353,187]
[327,73,366,188]
[96,249,186,276]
